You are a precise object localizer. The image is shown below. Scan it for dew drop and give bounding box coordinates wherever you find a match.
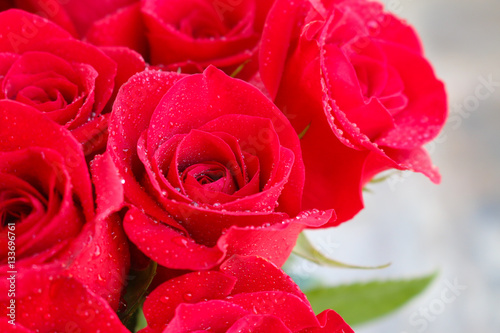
[94,245,101,257]
[172,236,189,248]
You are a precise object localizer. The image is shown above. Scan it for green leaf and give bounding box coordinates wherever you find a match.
[134,306,148,332]
[230,60,250,78]
[363,171,398,192]
[119,261,157,328]
[369,171,397,184]
[293,233,390,269]
[305,273,437,326]
[298,123,311,139]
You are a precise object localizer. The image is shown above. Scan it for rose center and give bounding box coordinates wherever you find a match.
[0,191,33,227]
[177,8,229,38]
[352,56,408,116]
[195,169,225,185]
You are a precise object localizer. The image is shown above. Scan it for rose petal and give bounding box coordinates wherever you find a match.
[164,300,250,333]
[3,275,129,332]
[302,309,354,333]
[0,100,94,220]
[227,314,291,333]
[220,255,309,303]
[72,113,110,158]
[27,38,117,115]
[147,66,304,216]
[90,152,124,215]
[62,212,130,310]
[123,207,224,270]
[100,45,146,111]
[108,70,186,227]
[12,0,79,37]
[0,148,84,260]
[229,291,320,331]
[60,0,137,37]
[143,271,236,331]
[0,10,71,53]
[86,3,148,57]
[219,209,333,266]
[260,0,311,99]
[0,319,31,332]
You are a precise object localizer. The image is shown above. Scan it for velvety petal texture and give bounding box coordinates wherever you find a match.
[0,0,139,38]
[108,66,329,270]
[260,0,447,224]
[140,256,354,333]
[0,9,145,156]
[0,101,130,329]
[84,0,274,78]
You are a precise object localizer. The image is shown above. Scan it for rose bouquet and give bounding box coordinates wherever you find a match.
[0,0,447,332]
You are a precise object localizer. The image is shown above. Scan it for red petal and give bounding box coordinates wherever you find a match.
[164,300,250,333]
[99,46,146,111]
[60,0,137,37]
[72,113,110,158]
[259,0,311,99]
[383,146,440,184]
[0,101,94,220]
[1,275,129,332]
[0,10,71,53]
[229,291,320,331]
[62,213,130,310]
[28,38,117,115]
[375,43,447,150]
[219,209,332,267]
[90,152,125,215]
[143,271,236,331]
[123,208,224,270]
[302,309,354,333]
[220,255,309,303]
[0,148,84,259]
[147,66,304,215]
[108,70,186,226]
[86,3,148,57]
[227,315,291,333]
[0,319,31,332]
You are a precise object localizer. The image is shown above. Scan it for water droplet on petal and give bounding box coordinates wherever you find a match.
[94,245,101,257]
[172,236,189,248]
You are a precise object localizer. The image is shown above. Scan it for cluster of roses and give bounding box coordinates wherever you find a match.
[0,0,447,332]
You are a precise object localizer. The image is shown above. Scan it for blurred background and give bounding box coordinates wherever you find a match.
[289,0,500,332]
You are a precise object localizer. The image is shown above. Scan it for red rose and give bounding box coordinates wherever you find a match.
[0,10,145,157]
[0,0,141,38]
[0,0,80,36]
[108,66,332,270]
[140,255,353,333]
[0,100,129,331]
[260,0,447,223]
[85,0,274,78]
